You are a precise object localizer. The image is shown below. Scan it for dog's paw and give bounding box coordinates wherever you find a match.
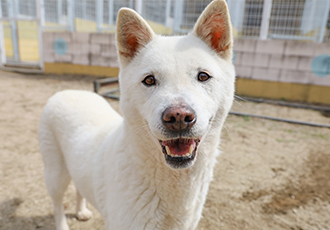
[76,208,93,221]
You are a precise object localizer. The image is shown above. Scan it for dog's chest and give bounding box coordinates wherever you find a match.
[102,164,208,230]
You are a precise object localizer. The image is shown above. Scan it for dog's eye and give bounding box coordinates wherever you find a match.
[198,72,211,82]
[142,75,156,86]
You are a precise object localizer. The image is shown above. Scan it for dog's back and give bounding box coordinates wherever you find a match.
[39,90,122,227]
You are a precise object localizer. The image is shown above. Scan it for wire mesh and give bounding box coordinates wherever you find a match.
[29,0,330,43]
[71,0,131,32]
[182,0,212,32]
[44,0,58,23]
[241,0,264,38]
[102,0,131,29]
[17,0,37,18]
[0,1,8,17]
[43,0,70,31]
[232,0,330,42]
[269,0,306,38]
[141,0,168,25]
[268,0,330,42]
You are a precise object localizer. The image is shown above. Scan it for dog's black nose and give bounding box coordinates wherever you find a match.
[162,103,196,132]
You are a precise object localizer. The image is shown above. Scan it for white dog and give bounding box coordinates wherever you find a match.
[38,0,235,229]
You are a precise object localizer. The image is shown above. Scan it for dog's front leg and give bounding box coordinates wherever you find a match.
[75,189,93,221]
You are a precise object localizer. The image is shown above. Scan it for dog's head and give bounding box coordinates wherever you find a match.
[116,0,235,169]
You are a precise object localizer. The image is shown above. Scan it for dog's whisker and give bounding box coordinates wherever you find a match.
[233,99,247,110]
[234,95,247,102]
[223,125,230,136]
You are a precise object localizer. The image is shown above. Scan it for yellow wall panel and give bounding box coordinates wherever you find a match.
[236,78,330,105]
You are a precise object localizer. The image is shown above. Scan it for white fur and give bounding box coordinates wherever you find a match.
[38,1,235,229]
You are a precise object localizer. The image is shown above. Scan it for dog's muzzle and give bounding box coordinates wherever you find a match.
[159,103,201,168]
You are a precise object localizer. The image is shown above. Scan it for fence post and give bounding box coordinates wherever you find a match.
[96,0,103,33]
[173,0,184,34]
[135,0,143,15]
[57,0,62,24]
[37,0,45,30]
[108,0,114,25]
[318,0,330,43]
[82,0,87,19]
[6,0,19,61]
[36,0,44,70]
[165,0,171,28]
[67,0,75,31]
[0,0,6,66]
[259,0,272,40]
[40,0,45,28]
[227,0,246,35]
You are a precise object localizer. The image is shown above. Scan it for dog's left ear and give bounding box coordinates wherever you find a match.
[193,0,233,61]
[116,8,155,66]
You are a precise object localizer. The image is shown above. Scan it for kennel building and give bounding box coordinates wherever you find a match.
[0,0,329,104]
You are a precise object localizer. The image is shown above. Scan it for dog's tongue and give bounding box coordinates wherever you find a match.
[163,139,196,156]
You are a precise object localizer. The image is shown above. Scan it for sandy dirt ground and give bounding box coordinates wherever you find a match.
[1,70,330,230]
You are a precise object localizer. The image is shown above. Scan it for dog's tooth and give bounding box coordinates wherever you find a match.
[189,144,194,154]
[174,154,179,157]
[165,146,171,156]
[185,153,190,157]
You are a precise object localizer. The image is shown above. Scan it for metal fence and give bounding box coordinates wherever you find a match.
[229,0,330,42]
[1,0,330,42]
[0,0,43,71]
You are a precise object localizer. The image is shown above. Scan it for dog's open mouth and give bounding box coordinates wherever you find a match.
[159,138,201,168]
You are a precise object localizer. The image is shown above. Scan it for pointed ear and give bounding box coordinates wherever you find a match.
[193,0,233,61]
[116,8,155,66]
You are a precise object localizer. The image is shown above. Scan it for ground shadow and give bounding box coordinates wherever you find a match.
[241,150,330,214]
[0,198,78,230]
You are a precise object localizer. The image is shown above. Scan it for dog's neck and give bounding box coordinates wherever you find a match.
[121,121,221,229]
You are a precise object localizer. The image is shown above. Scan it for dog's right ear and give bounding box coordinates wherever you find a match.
[193,0,233,62]
[116,8,155,66]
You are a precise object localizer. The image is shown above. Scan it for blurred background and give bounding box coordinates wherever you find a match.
[0,0,329,104]
[1,2,330,229]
